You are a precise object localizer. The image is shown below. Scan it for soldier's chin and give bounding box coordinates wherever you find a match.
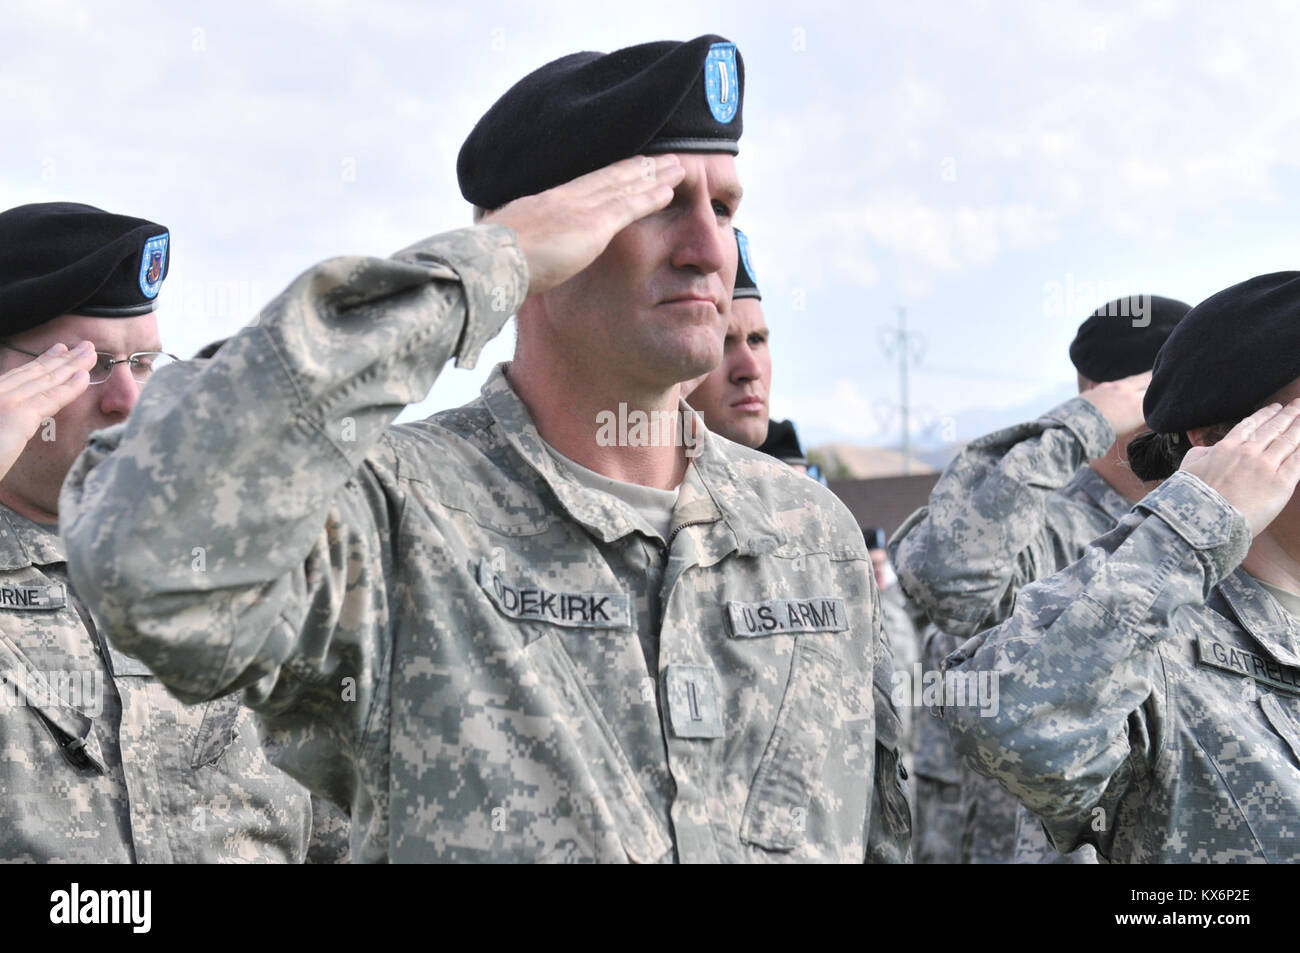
[673,342,724,385]
[677,371,711,399]
[727,415,769,450]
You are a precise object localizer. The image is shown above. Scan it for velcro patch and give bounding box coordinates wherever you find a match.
[0,584,66,610]
[478,557,630,629]
[1197,633,1300,696]
[727,597,848,638]
[664,664,724,739]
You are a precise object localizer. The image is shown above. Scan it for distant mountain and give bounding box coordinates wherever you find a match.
[810,381,1078,476]
[947,381,1077,445]
[808,444,937,479]
[916,444,962,471]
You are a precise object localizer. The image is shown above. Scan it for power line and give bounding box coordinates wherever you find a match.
[880,307,925,475]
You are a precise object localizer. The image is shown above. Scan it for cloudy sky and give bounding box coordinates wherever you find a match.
[4,0,1298,450]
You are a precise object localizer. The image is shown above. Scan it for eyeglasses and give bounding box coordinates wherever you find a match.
[1,343,179,385]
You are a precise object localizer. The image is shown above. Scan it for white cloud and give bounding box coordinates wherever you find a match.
[7,0,1300,441]
[777,378,889,443]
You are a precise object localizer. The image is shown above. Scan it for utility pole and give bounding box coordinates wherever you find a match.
[880,307,925,475]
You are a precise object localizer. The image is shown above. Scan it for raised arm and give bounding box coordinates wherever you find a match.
[60,156,684,709]
[889,376,1147,637]
[940,402,1300,853]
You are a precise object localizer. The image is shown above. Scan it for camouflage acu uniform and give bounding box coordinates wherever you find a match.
[940,470,1300,862]
[878,584,920,760]
[0,505,310,862]
[304,794,352,864]
[957,764,1018,863]
[910,624,961,864]
[891,397,1124,863]
[61,225,910,863]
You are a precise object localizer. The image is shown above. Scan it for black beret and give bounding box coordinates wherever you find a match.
[1068,295,1191,383]
[1144,272,1300,434]
[757,418,805,465]
[733,228,760,301]
[0,202,170,334]
[459,35,744,210]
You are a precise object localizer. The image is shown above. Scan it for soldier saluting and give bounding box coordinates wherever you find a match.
[890,294,1190,863]
[939,273,1300,862]
[0,204,312,862]
[63,36,910,862]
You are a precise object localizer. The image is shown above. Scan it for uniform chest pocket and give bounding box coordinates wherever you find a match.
[1184,643,1300,862]
[191,694,242,769]
[526,634,672,863]
[739,636,843,852]
[0,634,108,773]
[106,639,242,769]
[1260,694,1300,766]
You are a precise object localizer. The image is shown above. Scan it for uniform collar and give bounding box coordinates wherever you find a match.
[1064,464,1134,523]
[1217,570,1300,668]
[479,363,784,560]
[0,504,65,571]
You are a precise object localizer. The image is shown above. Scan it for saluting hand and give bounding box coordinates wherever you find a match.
[1180,399,1300,537]
[483,154,685,297]
[0,342,98,480]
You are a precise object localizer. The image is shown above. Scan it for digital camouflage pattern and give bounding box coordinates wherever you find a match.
[261,725,351,863]
[1013,797,1092,865]
[942,471,1300,863]
[878,584,919,761]
[0,505,311,862]
[304,794,351,864]
[890,397,1119,639]
[911,626,1032,863]
[61,225,911,863]
[890,397,1123,863]
[956,768,1016,863]
[910,624,961,864]
[877,583,922,836]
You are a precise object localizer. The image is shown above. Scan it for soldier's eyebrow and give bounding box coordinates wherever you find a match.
[717,183,744,207]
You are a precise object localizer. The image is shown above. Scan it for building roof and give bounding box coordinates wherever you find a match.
[827,473,939,537]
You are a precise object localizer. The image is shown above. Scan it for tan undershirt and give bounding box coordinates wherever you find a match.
[542,441,681,544]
